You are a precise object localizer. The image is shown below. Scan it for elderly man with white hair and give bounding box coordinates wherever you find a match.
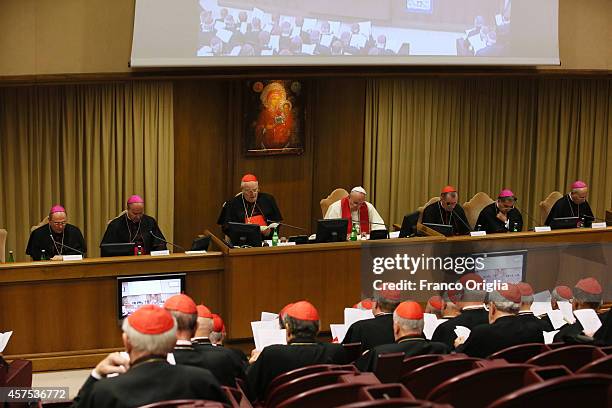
[355,301,448,372]
[455,284,544,358]
[545,180,595,227]
[217,173,283,237]
[72,304,226,407]
[324,186,386,235]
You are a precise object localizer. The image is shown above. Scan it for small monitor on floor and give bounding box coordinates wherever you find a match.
[316,218,349,243]
[227,222,263,247]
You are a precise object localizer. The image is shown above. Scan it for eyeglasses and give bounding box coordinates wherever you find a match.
[243,188,259,194]
[50,221,66,226]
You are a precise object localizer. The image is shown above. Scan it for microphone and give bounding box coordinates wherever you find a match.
[149,230,185,252]
[49,234,85,255]
[513,205,540,230]
[581,214,606,222]
[350,218,388,228]
[446,203,472,232]
[266,219,308,233]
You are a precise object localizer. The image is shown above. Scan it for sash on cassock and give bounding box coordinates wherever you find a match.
[245,214,267,227]
[340,196,370,234]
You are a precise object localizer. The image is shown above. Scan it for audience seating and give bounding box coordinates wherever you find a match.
[576,354,612,375]
[276,382,367,408]
[137,400,229,408]
[525,344,606,372]
[600,345,612,354]
[337,399,450,407]
[487,374,612,408]
[373,352,406,383]
[426,364,535,408]
[221,386,252,408]
[320,188,349,217]
[401,354,444,376]
[266,370,356,408]
[400,357,482,399]
[342,342,363,363]
[488,343,551,363]
[1,359,32,389]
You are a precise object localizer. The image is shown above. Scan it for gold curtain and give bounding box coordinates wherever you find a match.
[0,81,174,261]
[364,77,611,228]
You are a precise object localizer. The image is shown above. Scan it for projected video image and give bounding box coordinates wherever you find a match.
[197,0,512,57]
[120,278,182,317]
[475,251,525,284]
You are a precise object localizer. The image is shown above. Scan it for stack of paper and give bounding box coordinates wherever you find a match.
[558,302,576,324]
[330,324,348,343]
[251,320,286,351]
[0,331,12,352]
[573,309,602,335]
[546,309,566,330]
[344,308,374,328]
[454,326,471,341]
[423,314,447,340]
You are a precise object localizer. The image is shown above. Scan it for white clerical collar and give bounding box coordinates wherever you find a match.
[176,339,192,346]
[462,305,485,311]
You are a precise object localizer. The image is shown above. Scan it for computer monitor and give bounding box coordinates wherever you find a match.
[316,218,349,243]
[369,229,389,240]
[399,211,420,238]
[101,242,136,257]
[423,222,454,237]
[117,273,186,320]
[227,222,263,247]
[549,217,581,230]
[191,235,210,251]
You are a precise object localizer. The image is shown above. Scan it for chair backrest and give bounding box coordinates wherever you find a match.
[417,197,440,224]
[276,382,365,408]
[221,386,252,408]
[4,359,32,388]
[264,364,343,401]
[462,192,495,230]
[267,370,355,408]
[525,345,606,372]
[137,400,228,408]
[336,399,440,408]
[342,343,362,363]
[576,354,612,375]
[401,354,444,377]
[427,364,535,408]
[487,374,612,408]
[0,228,7,263]
[30,216,49,233]
[400,358,481,399]
[538,191,563,226]
[320,188,349,218]
[373,352,406,383]
[488,343,551,364]
[108,210,127,225]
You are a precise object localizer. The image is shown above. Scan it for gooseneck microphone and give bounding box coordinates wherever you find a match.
[49,234,85,255]
[149,230,185,252]
[447,203,473,232]
[266,219,308,233]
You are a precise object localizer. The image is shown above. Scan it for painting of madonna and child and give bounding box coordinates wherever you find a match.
[244,80,305,156]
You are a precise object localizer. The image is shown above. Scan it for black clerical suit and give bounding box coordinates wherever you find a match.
[355,335,449,372]
[476,202,523,233]
[431,307,489,349]
[421,201,470,235]
[342,313,395,353]
[544,194,595,226]
[71,356,226,408]
[246,338,348,402]
[456,315,544,358]
[217,192,283,236]
[516,311,554,332]
[101,214,166,254]
[172,342,245,387]
[26,223,86,260]
[553,309,605,343]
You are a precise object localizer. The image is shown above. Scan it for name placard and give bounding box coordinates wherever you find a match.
[62,255,83,261]
[534,226,552,232]
[470,231,487,237]
[150,250,171,256]
[591,222,607,229]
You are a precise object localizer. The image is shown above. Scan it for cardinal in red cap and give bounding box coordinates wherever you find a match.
[354,301,448,372]
[74,304,227,406]
[246,300,348,401]
[515,282,554,332]
[101,193,168,255]
[192,304,214,346]
[455,283,544,358]
[544,179,594,227]
[342,289,402,353]
[475,188,523,233]
[553,277,604,342]
[421,185,471,236]
[210,313,227,345]
[217,173,283,239]
[26,203,87,261]
[425,295,444,318]
[551,285,572,311]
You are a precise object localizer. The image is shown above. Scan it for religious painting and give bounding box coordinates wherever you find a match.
[244,80,305,156]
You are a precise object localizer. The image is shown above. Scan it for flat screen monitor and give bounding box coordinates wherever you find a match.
[369,229,389,240]
[316,218,348,243]
[227,222,263,247]
[117,273,186,320]
[101,242,136,257]
[423,222,454,237]
[549,217,581,230]
[399,211,420,238]
[472,250,527,284]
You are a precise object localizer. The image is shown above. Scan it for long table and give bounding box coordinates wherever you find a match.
[1,227,610,371]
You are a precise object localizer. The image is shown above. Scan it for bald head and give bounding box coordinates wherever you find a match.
[570,187,588,205]
[127,202,145,222]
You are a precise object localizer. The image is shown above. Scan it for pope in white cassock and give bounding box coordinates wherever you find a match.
[324,186,386,235]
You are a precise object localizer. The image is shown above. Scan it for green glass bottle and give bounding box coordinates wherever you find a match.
[40,249,48,261]
[272,228,279,246]
[350,224,358,241]
[7,251,15,263]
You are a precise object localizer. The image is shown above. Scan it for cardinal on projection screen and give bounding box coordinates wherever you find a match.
[130,0,559,67]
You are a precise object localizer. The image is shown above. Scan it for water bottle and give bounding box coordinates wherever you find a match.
[137,245,143,256]
[512,223,518,232]
[272,228,279,247]
[476,224,482,232]
[7,251,15,263]
[40,249,48,261]
[350,224,358,241]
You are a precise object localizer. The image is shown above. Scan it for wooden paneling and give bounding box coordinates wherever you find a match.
[173,80,231,248]
[173,78,366,242]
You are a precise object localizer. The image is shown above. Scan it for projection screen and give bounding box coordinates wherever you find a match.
[130,0,559,67]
